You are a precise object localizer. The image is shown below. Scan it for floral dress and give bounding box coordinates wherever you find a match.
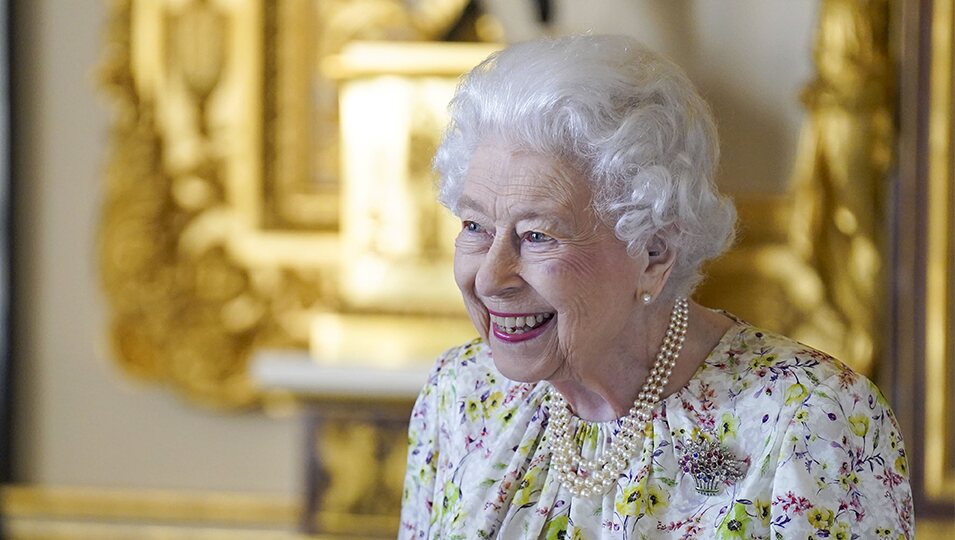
[399,323,913,539]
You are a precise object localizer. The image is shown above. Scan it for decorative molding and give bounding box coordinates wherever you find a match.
[2,483,952,539]
[922,0,954,505]
[0,484,401,539]
[889,0,955,521]
[1,484,296,525]
[98,1,482,408]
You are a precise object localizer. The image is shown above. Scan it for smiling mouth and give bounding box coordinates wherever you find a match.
[488,312,554,335]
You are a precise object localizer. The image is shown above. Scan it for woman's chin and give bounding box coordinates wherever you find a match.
[491,357,546,383]
[489,344,558,383]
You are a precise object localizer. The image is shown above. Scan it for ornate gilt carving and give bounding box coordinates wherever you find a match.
[269,0,473,230]
[699,0,893,377]
[99,0,482,408]
[787,0,893,375]
[100,0,327,407]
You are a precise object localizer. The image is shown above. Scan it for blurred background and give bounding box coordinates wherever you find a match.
[0,0,952,538]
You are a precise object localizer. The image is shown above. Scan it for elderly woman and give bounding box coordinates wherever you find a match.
[399,35,912,539]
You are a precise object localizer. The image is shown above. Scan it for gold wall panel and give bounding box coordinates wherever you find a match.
[700,0,892,378]
[269,0,475,231]
[98,0,487,408]
[886,0,954,522]
[923,0,954,505]
[298,399,413,536]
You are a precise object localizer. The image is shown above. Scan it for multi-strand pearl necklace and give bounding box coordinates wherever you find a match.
[544,297,689,497]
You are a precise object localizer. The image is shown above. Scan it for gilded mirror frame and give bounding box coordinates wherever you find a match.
[98,0,487,408]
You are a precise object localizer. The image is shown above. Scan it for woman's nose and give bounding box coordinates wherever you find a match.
[475,235,523,298]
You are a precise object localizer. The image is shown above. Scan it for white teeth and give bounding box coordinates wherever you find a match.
[489,312,554,335]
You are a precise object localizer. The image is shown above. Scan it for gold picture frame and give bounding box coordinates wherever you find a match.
[98,0,486,408]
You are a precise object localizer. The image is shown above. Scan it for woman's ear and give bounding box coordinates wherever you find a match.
[637,234,676,302]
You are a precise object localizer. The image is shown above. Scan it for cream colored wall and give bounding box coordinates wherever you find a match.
[483,0,818,195]
[10,0,815,496]
[12,1,300,494]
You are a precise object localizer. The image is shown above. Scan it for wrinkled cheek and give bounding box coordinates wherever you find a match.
[539,260,591,311]
[553,318,581,356]
[453,254,477,299]
[459,289,487,334]
[467,308,490,340]
[453,255,489,339]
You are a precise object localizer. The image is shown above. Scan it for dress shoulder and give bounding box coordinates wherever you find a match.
[697,323,868,408]
[675,323,912,538]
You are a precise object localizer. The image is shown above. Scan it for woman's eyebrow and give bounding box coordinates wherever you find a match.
[509,199,577,221]
[457,195,486,215]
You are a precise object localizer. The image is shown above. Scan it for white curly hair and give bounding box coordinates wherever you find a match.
[434,34,736,297]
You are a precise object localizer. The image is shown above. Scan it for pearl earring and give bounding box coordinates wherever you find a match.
[641,292,653,305]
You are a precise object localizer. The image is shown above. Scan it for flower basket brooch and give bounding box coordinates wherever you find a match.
[679,437,746,496]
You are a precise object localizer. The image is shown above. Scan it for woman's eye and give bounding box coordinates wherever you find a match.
[525,231,552,243]
[462,220,483,233]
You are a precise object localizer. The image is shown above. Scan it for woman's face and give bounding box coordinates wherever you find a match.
[453,141,645,384]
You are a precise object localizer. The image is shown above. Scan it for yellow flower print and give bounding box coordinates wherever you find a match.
[784,383,809,405]
[615,476,667,517]
[807,507,835,529]
[719,413,740,441]
[615,484,644,516]
[498,406,516,427]
[754,499,771,526]
[512,467,540,507]
[645,483,668,516]
[544,515,582,540]
[442,480,460,508]
[749,354,777,370]
[483,391,503,412]
[716,502,752,540]
[439,480,463,524]
[794,410,810,423]
[894,455,909,476]
[831,521,851,540]
[576,423,600,455]
[847,414,870,437]
[464,396,482,422]
[839,472,859,489]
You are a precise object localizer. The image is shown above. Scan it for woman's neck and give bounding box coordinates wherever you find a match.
[548,301,736,422]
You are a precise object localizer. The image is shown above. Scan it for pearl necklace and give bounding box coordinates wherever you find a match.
[544,297,689,497]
